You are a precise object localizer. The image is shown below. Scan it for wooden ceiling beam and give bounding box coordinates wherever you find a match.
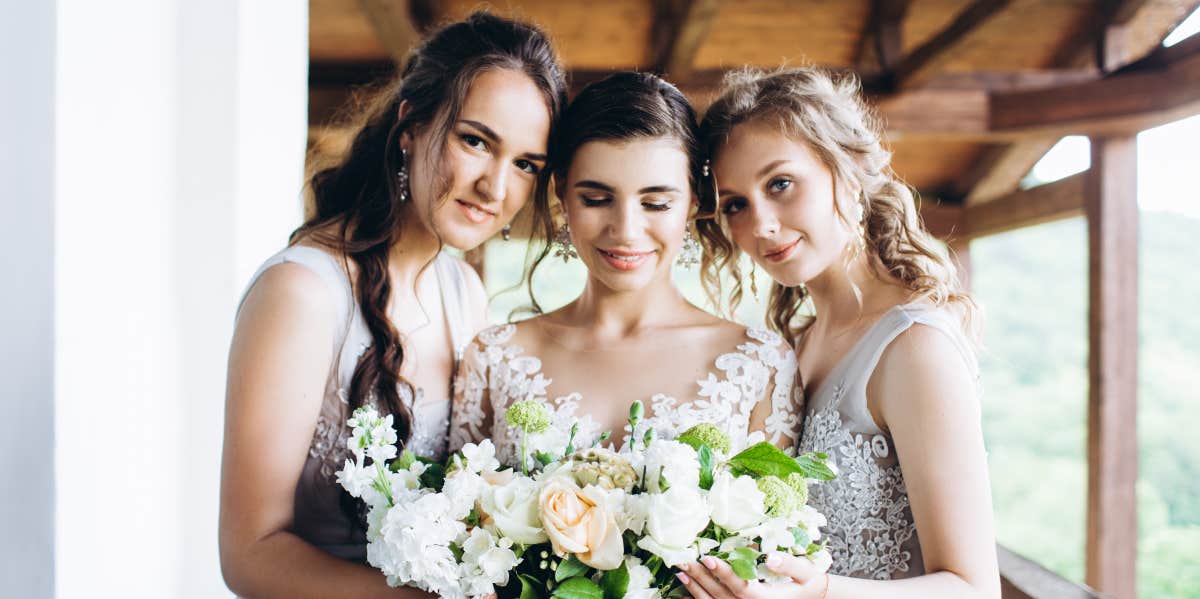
[991,33,1200,137]
[649,0,722,82]
[854,0,912,74]
[867,0,1011,93]
[1051,0,1156,72]
[955,139,1059,205]
[357,0,423,64]
[962,171,1085,239]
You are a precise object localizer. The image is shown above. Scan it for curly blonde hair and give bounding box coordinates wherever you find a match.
[696,66,976,346]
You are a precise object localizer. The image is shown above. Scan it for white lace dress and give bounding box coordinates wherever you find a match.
[796,303,979,580]
[449,324,802,464]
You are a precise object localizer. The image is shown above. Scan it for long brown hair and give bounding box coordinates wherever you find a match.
[292,12,567,443]
[698,67,976,346]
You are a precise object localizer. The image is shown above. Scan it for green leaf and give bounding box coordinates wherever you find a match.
[554,555,589,583]
[794,453,836,481]
[600,560,629,599]
[536,451,557,467]
[730,547,759,562]
[728,558,758,580]
[419,462,446,491]
[729,442,803,478]
[551,576,603,599]
[519,573,545,599]
[698,445,715,490]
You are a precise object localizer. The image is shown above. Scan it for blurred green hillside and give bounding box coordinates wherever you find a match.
[972,212,1200,598]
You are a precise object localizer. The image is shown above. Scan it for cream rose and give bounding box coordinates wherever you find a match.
[537,477,624,570]
[481,476,548,545]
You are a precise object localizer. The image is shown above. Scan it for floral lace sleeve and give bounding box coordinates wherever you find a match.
[745,328,802,453]
[449,335,494,453]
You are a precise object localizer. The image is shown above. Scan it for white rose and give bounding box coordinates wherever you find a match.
[636,486,709,566]
[708,471,767,532]
[624,556,661,599]
[641,440,699,493]
[481,476,548,545]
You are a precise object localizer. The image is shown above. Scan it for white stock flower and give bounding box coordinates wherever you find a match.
[624,556,661,599]
[441,469,488,520]
[637,486,710,566]
[795,505,827,541]
[460,527,521,596]
[640,440,699,493]
[459,439,501,474]
[741,517,796,554]
[335,458,375,499]
[708,471,767,532]
[367,492,466,597]
[480,476,547,545]
[614,490,648,535]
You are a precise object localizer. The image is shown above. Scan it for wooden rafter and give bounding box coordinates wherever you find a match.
[962,172,1085,239]
[649,0,722,81]
[991,33,1200,137]
[954,140,1059,205]
[867,0,1011,92]
[357,0,421,64]
[854,0,912,73]
[407,0,444,35]
[1051,0,1155,71]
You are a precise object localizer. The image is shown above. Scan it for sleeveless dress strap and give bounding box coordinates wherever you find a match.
[238,245,356,376]
[838,304,978,432]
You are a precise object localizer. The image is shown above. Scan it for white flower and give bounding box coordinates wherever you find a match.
[795,505,827,541]
[368,493,467,596]
[459,439,501,474]
[441,469,488,520]
[639,440,699,493]
[460,527,521,596]
[637,486,710,566]
[480,476,547,545]
[809,548,833,573]
[335,458,375,499]
[740,517,796,555]
[614,490,648,535]
[624,556,661,599]
[708,471,767,532]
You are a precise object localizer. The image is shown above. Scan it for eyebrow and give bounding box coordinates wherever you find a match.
[458,119,548,162]
[718,159,792,198]
[573,180,683,195]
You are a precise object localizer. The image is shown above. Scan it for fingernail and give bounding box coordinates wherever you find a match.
[766,553,782,567]
[702,556,717,570]
[676,572,690,584]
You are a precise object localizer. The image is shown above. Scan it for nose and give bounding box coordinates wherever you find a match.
[475,159,508,204]
[749,203,780,239]
[608,200,644,241]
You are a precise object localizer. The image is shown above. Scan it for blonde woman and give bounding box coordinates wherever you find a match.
[677,67,999,599]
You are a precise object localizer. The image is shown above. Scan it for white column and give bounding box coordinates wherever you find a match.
[55,1,307,596]
[0,0,57,595]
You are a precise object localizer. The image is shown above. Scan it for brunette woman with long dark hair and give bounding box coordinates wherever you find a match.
[219,13,566,598]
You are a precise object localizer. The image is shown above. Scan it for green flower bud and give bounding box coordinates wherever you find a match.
[677,423,732,454]
[629,401,645,427]
[758,475,804,518]
[784,472,810,506]
[505,400,552,435]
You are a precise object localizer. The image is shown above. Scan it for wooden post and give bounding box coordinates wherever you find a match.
[1084,136,1138,599]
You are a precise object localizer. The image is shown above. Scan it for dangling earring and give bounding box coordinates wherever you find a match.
[750,267,759,298]
[553,222,577,262]
[676,223,702,269]
[501,224,512,241]
[849,195,867,261]
[396,148,410,203]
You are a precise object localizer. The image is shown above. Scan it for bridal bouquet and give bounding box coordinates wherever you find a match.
[337,401,836,599]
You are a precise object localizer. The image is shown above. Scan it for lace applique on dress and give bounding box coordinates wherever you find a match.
[799,382,918,580]
[451,324,801,466]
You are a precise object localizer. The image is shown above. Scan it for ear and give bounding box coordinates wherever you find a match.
[397,99,414,152]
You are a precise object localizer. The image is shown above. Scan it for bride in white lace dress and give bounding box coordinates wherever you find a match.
[450,73,801,460]
[676,67,1000,599]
